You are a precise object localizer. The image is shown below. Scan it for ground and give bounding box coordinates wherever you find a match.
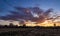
[0,27,60,36]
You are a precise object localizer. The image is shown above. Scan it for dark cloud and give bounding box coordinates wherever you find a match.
[0,6,53,23]
[43,8,53,17]
[32,7,43,14]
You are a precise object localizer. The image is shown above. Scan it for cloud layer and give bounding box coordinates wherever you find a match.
[0,7,53,23]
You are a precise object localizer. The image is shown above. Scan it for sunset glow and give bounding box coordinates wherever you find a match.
[0,0,60,27]
[22,19,60,27]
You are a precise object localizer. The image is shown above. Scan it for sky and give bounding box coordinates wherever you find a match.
[0,0,60,21]
[0,0,60,16]
[0,0,60,25]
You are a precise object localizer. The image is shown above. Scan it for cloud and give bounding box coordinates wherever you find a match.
[0,6,53,23]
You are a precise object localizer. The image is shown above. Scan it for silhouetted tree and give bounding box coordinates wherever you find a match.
[15,25,19,28]
[4,25,8,28]
[19,21,26,27]
[9,23,14,28]
[54,23,56,27]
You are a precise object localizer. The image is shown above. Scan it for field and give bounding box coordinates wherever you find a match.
[0,27,60,36]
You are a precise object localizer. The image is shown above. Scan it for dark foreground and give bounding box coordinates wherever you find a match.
[0,27,60,36]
